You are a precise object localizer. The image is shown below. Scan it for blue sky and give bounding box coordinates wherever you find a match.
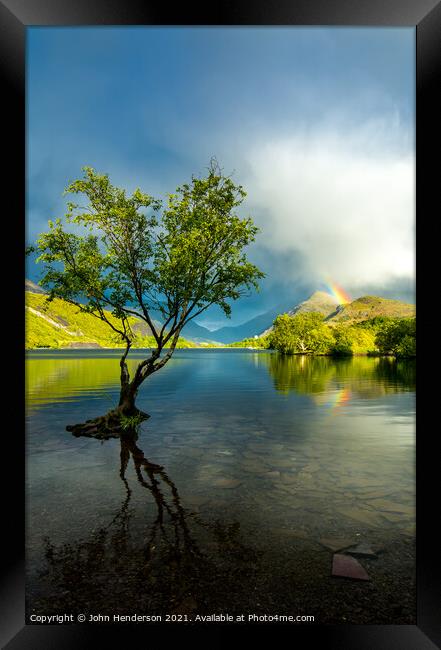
[27,27,415,329]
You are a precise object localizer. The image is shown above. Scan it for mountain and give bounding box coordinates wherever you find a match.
[24,277,310,344]
[134,317,217,344]
[207,302,298,344]
[25,275,416,348]
[25,291,196,350]
[288,290,339,317]
[259,291,339,336]
[25,278,215,347]
[25,278,46,294]
[180,319,220,344]
[258,292,415,338]
[204,287,316,343]
[325,295,415,323]
[137,308,218,343]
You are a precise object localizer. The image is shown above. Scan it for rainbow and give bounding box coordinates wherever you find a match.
[314,386,352,412]
[325,280,352,305]
[329,386,351,411]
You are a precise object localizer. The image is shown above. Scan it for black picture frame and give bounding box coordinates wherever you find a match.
[2,1,439,647]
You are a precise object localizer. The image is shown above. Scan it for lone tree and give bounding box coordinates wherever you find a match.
[34,161,264,431]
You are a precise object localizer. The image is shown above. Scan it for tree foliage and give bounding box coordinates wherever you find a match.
[269,312,332,354]
[375,318,416,358]
[331,324,377,356]
[34,161,264,408]
[227,335,270,349]
[268,311,414,358]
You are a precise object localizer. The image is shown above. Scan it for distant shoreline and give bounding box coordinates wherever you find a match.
[25,346,260,351]
[24,347,414,359]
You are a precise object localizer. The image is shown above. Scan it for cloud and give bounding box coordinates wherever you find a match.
[239,119,414,289]
[27,110,415,320]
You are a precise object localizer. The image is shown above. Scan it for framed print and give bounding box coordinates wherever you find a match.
[1,0,439,648]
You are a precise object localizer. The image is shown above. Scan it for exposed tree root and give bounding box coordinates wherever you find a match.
[66,407,149,440]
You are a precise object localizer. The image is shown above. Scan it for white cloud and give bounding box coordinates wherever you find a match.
[241,121,414,288]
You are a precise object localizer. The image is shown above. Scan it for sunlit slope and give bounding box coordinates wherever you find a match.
[25,291,196,349]
[326,296,415,323]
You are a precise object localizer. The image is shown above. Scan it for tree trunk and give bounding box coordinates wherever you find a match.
[118,381,138,415]
[117,342,139,415]
[65,345,151,439]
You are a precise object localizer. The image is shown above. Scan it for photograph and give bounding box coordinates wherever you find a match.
[24,25,417,626]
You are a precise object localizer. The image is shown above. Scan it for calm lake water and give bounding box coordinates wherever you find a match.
[26,349,416,623]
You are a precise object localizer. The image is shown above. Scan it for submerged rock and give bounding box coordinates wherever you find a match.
[213,478,241,489]
[265,470,281,479]
[184,495,210,508]
[274,528,311,541]
[271,459,297,469]
[345,542,378,558]
[319,537,355,552]
[279,473,298,485]
[242,460,268,473]
[368,499,414,514]
[381,512,405,523]
[181,448,205,459]
[331,554,370,581]
[336,507,384,527]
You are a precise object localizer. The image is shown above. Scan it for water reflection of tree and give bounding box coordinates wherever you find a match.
[261,354,416,399]
[261,354,336,395]
[35,428,257,616]
[373,357,416,391]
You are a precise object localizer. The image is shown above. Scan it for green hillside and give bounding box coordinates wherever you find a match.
[326,295,415,323]
[227,336,270,349]
[265,294,416,358]
[25,292,196,350]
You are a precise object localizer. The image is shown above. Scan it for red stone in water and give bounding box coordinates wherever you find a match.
[331,554,370,581]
